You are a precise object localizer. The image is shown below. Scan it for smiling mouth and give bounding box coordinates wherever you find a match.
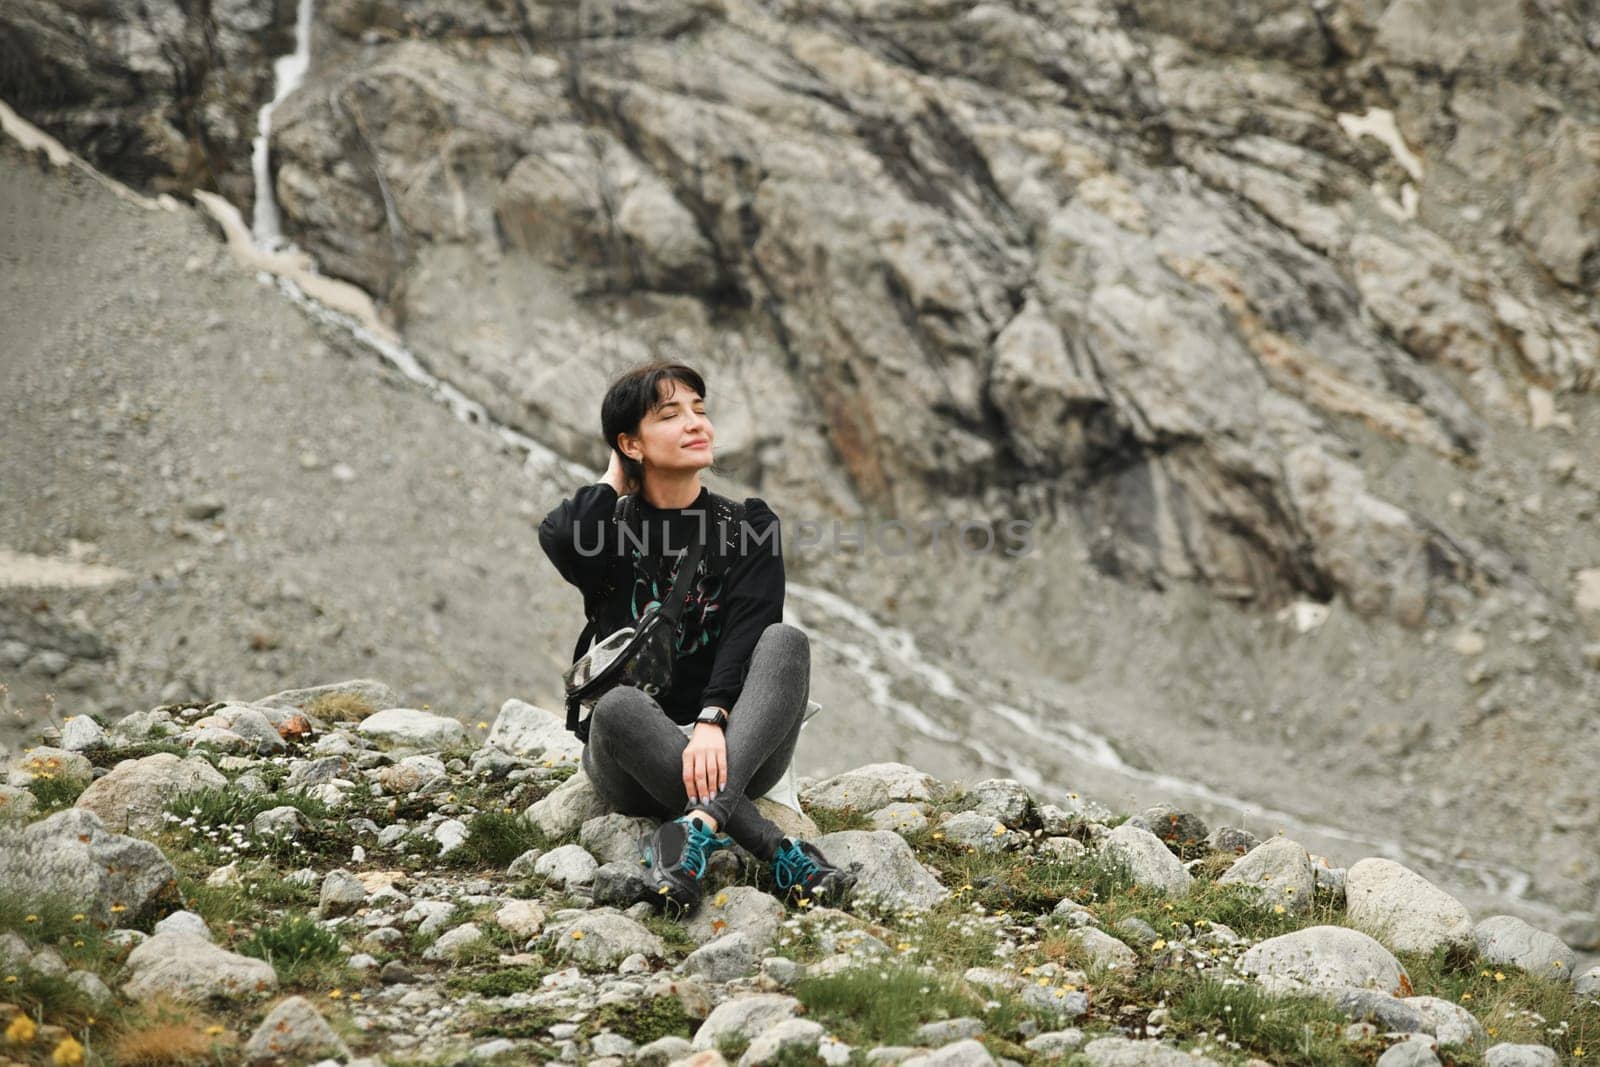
[685,441,709,449]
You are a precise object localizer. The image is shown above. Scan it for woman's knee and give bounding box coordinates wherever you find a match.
[755,622,809,664]
[588,685,657,740]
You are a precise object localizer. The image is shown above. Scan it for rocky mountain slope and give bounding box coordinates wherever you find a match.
[2,682,1598,1066]
[4,0,1600,962]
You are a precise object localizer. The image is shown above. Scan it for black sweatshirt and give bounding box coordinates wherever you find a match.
[538,482,784,725]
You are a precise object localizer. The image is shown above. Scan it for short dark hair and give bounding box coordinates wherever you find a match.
[601,360,724,490]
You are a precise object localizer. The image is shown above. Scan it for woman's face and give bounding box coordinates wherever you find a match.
[619,378,715,475]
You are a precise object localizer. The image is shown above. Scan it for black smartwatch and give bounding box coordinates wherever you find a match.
[695,706,729,730]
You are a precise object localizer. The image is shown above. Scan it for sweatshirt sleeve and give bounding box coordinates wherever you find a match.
[537,482,620,602]
[700,498,785,713]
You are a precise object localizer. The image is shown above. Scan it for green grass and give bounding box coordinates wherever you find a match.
[794,963,989,1046]
[166,787,330,829]
[238,914,346,986]
[1166,979,1366,1066]
[458,809,550,868]
[1396,941,1600,1056]
[25,770,86,812]
[590,995,695,1044]
[447,965,549,997]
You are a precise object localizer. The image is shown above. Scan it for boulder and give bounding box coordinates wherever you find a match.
[0,808,177,925]
[485,699,583,762]
[544,908,665,969]
[1217,838,1317,914]
[244,995,351,1064]
[355,708,468,750]
[692,994,801,1050]
[685,886,784,949]
[526,770,611,839]
[1472,915,1577,978]
[1097,824,1193,896]
[123,933,278,1001]
[813,830,946,910]
[801,764,940,813]
[76,752,227,834]
[1345,858,1473,953]
[1236,925,1410,996]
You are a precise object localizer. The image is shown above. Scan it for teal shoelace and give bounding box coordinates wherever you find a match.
[678,817,729,876]
[772,840,822,891]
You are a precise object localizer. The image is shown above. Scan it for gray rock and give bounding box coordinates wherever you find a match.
[912,1019,985,1045]
[218,708,285,755]
[1332,988,1425,1032]
[1483,1044,1560,1067]
[1206,826,1261,854]
[244,995,351,1063]
[591,861,655,908]
[692,994,802,1050]
[68,969,115,1007]
[1062,927,1137,971]
[1080,1037,1220,1066]
[75,752,227,834]
[685,931,757,982]
[508,847,545,876]
[1376,1036,1441,1067]
[1402,995,1486,1050]
[320,869,367,917]
[1126,804,1209,854]
[592,1031,638,1058]
[1114,916,1160,946]
[486,698,583,763]
[0,808,177,925]
[1217,838,1317,915]
[535,843,600,889]
[1097,824,1193,896]
[255,679,400,716]
[377,754,449,795]
[526,770,610,840]
[801,763,940,813]
[957,778,1032,826]
[356,707,468,750]
[1052,899,1098,927]
[544,908,665,969]
[153,910,212,941]
[286,756,351,789]
[939,810,1024,852]
[494,899,546,939]
[1021,985,1088,1019]
[434,817,469,856]
[580,812,657,866]
[253,805,307,839]
[686,885,785,949]
[738,1018,825,1066]
[423,922,485,960]
[0,785,37,822]
[1345,858,1473,954]
[9,746,94,788]
[1573,965,1600,996]
[1237,925,1409,996]
[900,1040,997,1067]
[1472,915,1577,979]
[813,830,946,910]
[636,1035,694,1067]
[1024,1030,1086,1059]
[60,716,108,752]
[870,802,931,834]
[123,932,278,1001]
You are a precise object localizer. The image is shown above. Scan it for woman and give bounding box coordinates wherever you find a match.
[538,360,854,911]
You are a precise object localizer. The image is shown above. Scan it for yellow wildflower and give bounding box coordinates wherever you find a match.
[6,1015,37,1043]
[71,914,85,922]
[23,915,37,924]
[328,989,343,999]
[52,1036,86,1067]
[205,1026,225,1036]
[571,930,585,940]
[1493,972,1505,982]
[1272,905,1286,915]
[110,903,127,914]
[1150,939,1167,951]
[713,892,729,908]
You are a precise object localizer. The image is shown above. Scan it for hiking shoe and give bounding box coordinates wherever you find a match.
[770,837,856,906]
[640,815,732,909]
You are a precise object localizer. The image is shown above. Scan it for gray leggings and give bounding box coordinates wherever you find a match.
[580,622,810,862]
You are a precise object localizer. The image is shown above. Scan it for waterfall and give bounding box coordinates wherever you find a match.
[251,0,316,247]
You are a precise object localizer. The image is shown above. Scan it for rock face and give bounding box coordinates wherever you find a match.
[0,0,289,208]
[244,995,351,1064]
[1218,838,1318,915]
[812,829,947,910]
[0,808,178,925]
[76,752,229,834]
[232,0,1600,633]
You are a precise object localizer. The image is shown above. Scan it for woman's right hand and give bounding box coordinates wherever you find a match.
[603,449,638,496]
